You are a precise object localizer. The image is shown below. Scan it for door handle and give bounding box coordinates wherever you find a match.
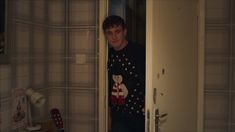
[155,108,168,118]
[156,113,168,118]
[155,108,168,132]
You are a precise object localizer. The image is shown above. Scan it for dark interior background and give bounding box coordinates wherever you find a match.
[108,0,146,47]
[126,0,146,46]
[0,0,5,33]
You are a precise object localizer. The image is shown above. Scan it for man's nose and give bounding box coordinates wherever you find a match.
[112,33,117,39]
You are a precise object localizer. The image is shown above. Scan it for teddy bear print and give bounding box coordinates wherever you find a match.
[111,74,128,105]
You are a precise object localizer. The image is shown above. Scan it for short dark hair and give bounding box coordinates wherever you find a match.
[102,15,126,31]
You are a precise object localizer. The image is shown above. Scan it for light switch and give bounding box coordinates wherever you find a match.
[76,54,86,64]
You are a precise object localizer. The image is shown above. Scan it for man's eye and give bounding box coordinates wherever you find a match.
[107,32,112,36]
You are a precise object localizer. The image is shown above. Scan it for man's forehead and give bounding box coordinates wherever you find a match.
[108,25,122,29]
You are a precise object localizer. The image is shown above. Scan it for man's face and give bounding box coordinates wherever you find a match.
[104,25,127,51]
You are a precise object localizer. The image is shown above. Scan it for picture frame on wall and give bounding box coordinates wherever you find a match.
[11,88,29,130]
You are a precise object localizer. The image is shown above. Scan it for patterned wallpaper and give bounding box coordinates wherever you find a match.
[0,0,100,131]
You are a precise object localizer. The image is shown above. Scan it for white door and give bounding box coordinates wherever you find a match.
[145,0,199,132]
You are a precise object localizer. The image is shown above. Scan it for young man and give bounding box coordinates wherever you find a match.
[103,15,145,132]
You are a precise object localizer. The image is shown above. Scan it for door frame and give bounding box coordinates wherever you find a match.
[197,0,205,131]
[100,0,205,131]
[145,0,154,131]
[98,0,108,132]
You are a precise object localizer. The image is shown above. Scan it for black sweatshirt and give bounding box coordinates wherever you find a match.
[108,41,145,118]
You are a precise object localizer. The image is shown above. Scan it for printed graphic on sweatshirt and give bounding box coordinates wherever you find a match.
[111,74,128,106]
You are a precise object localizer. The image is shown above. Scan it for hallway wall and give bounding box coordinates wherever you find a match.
[0,0,100,131]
